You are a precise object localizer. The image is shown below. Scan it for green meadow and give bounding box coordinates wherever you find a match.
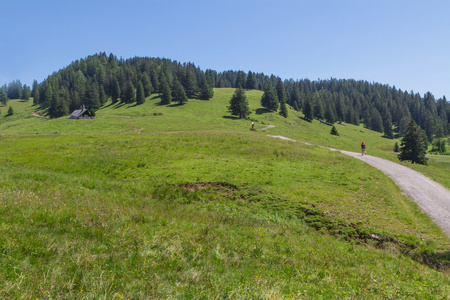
[1,89,449,299]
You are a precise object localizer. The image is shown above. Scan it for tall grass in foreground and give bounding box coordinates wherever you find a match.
[1,132,449,298]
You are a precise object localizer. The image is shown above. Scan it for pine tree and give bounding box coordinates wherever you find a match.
[22,84,31,100]
[245,71,257,90]
[183,66,198,98]
[261,82,279,111]
[172,79,188,105]
[228,86,250,119]
[398,120,428,165]
[0,85,8,106]
[84,83,100,109]
[369,109,384,133]
[136,81,145,105]
[290,85,301,110]
[275,79,287,104]
[330,125,339,136]
[279,101,288,118]
[324,104,336,124]
[110,78,121,103]
[123,79,135,104]
[160,77,172,105]
[32,80,40,104]
[7,106,14,116]
[383,112,394,139]
[303,97,313,121]
[394,142,400,152]
[199,76,214,100]
[235,71,247,88]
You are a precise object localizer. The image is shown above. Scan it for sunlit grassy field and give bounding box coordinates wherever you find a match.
[0,90,449,298]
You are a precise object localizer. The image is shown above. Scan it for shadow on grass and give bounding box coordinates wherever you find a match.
[299,116,312,123]
[255,108,271,115]
[222,116,240,120]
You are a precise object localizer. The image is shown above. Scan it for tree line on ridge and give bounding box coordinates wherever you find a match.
[1,53,449,145]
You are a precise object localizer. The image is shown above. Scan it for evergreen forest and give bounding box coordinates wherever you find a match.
[1,52,449,143]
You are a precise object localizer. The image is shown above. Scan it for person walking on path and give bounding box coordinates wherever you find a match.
[361,142,366,155]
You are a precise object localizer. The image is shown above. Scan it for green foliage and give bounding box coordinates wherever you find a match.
[228,86,250,119]
[7,80,22,99]
[394,141,400,152]
[136,81,145,105]
[313,92,324,120]
[432,138,447,154]
[245,71,257,90]
[279,101,288,118]
[324,104,337,124]
[302,97,313,121]
[383,112,394,139]
[110,77,121,103]
[7,106,14,115]
[0,85,8,105]
[261,82,278,111]
[275,78,287,104]
[398,120,428,165]
[330,125,339,136]
[172,79,188,105]
[183,65,198,98]
[199,76,214,100]
[160,77,172,105]
[123,79,135,104]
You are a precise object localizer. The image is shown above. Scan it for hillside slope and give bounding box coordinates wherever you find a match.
[0,89,449,298]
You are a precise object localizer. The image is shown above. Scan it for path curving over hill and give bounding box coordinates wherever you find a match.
[269,135,450,236]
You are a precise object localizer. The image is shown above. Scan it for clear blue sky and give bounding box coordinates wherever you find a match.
[1,0,449,98]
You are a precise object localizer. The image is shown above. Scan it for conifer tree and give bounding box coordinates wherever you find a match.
[398,120,428,165]
[32,80,40,104]
[245,71,257,90]
[7,106,14,116]
[228,85,250,119]
[172,79,188,105]
[303,97,313,121]
[160,77,172,105]
[141,73,153,97]
[383,112,394,139]
[84,83,100,109]
[275,79,287,104]
[199,76,214,100]
[235,71,247,89]
[110,78,121,104]
[123,79,135,104]
[394,142,400,152]
[136,81,145,105]
[290,85,301,110]
[22,84,31,100]
[279,101,288,118]
[330,125,339,136]
[184,66,198,98]
[324,104,336,124]
[261,82,279,111]
[0,85,8,106]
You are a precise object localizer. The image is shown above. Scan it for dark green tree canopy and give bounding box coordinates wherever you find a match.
[261,82,279,112]
[6,52,446,142]
[136,81,145,105]
[172,79,188,105]
[228,86,250,119]
[199,76,214,100]
[160,76,172,105]
[398,120,428,165]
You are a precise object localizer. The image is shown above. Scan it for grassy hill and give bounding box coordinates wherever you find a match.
[1,89,450,298]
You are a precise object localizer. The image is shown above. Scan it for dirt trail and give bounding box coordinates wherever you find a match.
[269,135,450,236]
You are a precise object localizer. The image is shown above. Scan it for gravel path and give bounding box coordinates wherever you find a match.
[269,135,450,236]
